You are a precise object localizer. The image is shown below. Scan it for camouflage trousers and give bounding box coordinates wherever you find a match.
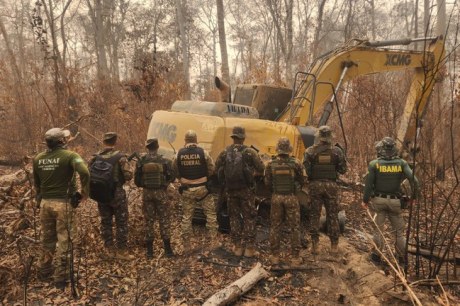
[97,186,129,249]
[181,186,218,238]
[143,188,171,242]
[309,180,340,244]
[39,199,76,282]
[371,196,406,256]
[227,188,257,246]
[270,193,300,256]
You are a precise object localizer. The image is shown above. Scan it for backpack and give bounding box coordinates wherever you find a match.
[223,145,252,190]
[89,153,122,202]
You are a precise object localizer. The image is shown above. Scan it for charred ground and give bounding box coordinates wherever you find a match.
[0,165,459,305]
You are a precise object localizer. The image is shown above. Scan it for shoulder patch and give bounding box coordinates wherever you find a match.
[74,158,83,163]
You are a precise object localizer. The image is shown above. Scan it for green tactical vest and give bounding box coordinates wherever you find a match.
[310,149,337,180]
[271,158,296,194]
[374,158,404,195]
[140,155,166,189]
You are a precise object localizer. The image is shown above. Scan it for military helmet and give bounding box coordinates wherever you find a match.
[381,137,396,149]
[184,130,197,143]
[315,125,333,143]
[380,137,398,159]
[231,126,246,139]
[44,128,65,141]
[375,141,384,158]
[276,137,292,154]
[145,138,159,149]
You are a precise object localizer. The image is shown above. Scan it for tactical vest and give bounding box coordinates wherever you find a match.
[310,149,337,180]
[140,154,166,189]
[177,146,207,180]
[271,158,296,194]
[374,158,404,195]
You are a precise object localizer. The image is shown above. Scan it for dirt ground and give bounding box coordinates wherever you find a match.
[1,166,459,305]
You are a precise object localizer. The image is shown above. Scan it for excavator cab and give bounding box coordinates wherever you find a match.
[233,84,292,120]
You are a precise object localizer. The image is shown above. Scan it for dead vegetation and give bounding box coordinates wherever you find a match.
[1,163,459,305]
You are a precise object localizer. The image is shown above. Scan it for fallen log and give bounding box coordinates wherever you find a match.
[0,169,28,187]
[203,262,269,306]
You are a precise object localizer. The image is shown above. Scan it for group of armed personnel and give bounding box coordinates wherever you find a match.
[32,125,417,290]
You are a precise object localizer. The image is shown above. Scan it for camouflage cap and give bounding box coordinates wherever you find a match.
[145,138,159,149]
[231,126,246,139]
[184,130,197,143]
[103,132,117,141]
[44,128,65,141]
[276,137,292,154]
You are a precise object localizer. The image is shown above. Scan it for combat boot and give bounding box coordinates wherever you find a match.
[163,239,174,258]
[232,244,244,257]
[115,249,134,261]
[146,241,154,260]
[311,241,319,255]
[330,242,339,255]
[243,246,258,258]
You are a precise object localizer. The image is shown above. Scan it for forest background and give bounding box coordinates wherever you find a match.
[0,0,459,303]
[0,0,458,163]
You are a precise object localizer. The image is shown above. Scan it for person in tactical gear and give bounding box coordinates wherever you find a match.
[215,126,265,257]
[172,130,218,254]
[135,138,175,259]
[362,136,419,263]
[33,128,90,290]
[265,137,305,266]
[303,126,347,255]
[90,132,133,260]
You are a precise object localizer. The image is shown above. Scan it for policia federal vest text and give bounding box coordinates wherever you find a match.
[176,146,207,180]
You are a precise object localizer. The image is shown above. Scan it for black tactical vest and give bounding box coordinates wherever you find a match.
[177,146,207,180]
[374,158,404,195]
[310,148,337,180]
[271,157,296,194]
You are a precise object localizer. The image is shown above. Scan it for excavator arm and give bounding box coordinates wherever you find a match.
[277,36,445,147]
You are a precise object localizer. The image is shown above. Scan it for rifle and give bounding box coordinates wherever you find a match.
[127,152,141,162]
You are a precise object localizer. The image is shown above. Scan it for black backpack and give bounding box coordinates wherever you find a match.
[224,145,252,190]
[89,153,122,202]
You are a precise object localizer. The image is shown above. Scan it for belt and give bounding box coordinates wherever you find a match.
[375,193,400,199]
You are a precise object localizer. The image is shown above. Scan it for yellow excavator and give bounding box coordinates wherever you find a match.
[148,36,445,161]
[147,35,445,231]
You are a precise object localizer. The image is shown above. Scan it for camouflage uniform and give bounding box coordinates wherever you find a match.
[33,128,90,286]
[173,130,217,249]
[135,138,175,258]
[363,137,419,257]
[303,126,347,253]
[265,137,305,263]
[91,133,133,255]
[215,127,264,256]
